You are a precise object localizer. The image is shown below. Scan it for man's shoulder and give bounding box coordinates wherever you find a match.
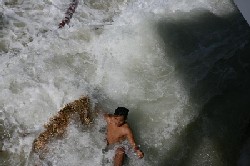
[122,123,129,127]
[121,123,131,132]
[104,113,113,123]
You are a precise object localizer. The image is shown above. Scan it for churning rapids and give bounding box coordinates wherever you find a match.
[1,0,250,165]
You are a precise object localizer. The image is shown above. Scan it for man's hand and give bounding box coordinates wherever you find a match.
[135,149,144,159]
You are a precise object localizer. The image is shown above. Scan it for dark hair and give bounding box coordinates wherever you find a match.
[114,107,129,119]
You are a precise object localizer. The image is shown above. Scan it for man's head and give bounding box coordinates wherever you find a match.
[114,107,129,119]
[113,107,129,126]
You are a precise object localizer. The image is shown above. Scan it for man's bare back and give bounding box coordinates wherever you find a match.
[103,107,144,166]
[106,116,131,144]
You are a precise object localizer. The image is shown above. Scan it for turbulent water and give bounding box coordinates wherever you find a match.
[1,0,250,165]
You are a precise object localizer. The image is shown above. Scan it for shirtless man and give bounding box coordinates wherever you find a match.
[103,107,144,166]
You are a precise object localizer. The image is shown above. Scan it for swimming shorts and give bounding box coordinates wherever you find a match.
[101,140,134,165]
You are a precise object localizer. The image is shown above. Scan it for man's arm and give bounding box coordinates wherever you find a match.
[125,125,144,158]
[94,106,112,123]
[103,113,112,123]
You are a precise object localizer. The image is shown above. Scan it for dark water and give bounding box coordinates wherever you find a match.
[157,9,250,165]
